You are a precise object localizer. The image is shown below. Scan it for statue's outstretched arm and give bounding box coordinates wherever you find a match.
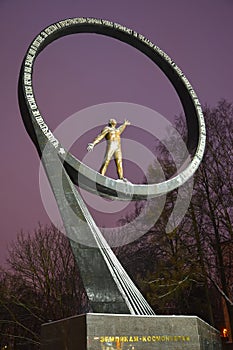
[87,127,109,152]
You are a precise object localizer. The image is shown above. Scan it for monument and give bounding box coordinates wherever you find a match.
[18,18,221,349]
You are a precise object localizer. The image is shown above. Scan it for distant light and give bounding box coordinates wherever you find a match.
[223,328,228,338]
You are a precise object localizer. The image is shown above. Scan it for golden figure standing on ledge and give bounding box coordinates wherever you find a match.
[87,119,131,181]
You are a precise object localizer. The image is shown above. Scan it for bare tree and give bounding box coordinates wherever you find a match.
[0,224,87,349]
[115,100,233,335]
[192,100,233,337]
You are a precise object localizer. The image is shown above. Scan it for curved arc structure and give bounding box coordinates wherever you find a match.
[18,17,206,201]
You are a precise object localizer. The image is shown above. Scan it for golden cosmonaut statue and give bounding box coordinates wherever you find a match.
[87,119,130,181]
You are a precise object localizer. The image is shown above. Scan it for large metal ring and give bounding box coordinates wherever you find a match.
[18,17,206,200]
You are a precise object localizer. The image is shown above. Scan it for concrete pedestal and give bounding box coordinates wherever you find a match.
[41,313,222,350]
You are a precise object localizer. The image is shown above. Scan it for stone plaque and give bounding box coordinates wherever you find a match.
[41,313,221,350]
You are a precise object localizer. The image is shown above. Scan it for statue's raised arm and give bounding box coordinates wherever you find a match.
[117,119,131,135]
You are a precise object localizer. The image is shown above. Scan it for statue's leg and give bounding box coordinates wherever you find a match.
[100,159,110,175]
[100,143,115,175]
[115,148,123,179]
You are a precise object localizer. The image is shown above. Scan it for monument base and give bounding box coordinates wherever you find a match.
[41,313,222,350]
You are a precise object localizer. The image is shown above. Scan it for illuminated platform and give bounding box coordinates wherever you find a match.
[41,313,222,350]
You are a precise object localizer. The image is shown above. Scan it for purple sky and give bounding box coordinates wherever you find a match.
[1,0,233,263]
